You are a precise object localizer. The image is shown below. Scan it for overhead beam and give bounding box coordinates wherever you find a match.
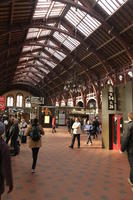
[52,0,103,22]
[25,43,67,54]
[17,64,49,74]
[80,0,133,63]
[0,24,81,42]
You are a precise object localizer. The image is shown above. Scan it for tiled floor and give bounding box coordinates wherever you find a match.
[2,127,133,200]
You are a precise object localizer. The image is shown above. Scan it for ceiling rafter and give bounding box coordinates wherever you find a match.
[14,74,39,84]
[21,53,56,63]
[80,0,133,63]
[17,64,48,74]
[62,18,85,41]
[0,24,81,42]
[0,75,37,90]
[32,16,61,25]
[52,0,103,22]
[36,58,53,71]
[7,0,14,59]
[25,43,66,54]
[50,36,71,54]
[15,69,42,79]
[16,66,45,78]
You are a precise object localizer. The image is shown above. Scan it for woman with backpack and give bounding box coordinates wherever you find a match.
[25,118,45,173]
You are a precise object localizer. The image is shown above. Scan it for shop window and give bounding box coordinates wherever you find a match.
[7,96,14,107]
[16,94,23,107]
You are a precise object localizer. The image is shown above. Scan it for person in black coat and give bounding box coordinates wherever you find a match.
[121,112,133,189]
[10,118,19,156]
[0,122,13,199]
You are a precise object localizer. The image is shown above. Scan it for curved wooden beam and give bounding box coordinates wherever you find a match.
[52,0,103,22]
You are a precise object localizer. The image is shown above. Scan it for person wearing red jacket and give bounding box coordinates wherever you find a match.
[52,115,56,133]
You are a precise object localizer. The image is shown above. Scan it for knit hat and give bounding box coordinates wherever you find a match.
[0,122,5,136]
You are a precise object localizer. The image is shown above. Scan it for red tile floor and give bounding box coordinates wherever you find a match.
[2,126,133,200]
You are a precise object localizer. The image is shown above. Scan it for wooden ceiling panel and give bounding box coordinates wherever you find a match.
[0,0,133,96]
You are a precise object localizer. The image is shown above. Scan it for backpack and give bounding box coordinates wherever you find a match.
[30,126,41,141]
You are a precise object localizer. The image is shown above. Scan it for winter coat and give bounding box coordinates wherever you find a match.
[0,138,13,195]
[10,123,19,140]
[25,124,45,148]
[121,121,133,154]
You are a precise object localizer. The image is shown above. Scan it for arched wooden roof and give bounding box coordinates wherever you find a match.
[0,0,133,98]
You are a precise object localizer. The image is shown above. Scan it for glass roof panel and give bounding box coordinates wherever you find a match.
[40,30,51,36]
[45,60,56,68]
[33,0,66,19]
[22,47,32,52]
[65,6,101,37]
[53,25,80,51]
[40,52,49,58]
[36,60,43,66]
[45,47,55,55]
[53,51,66,61]
[96,0,128,15]
[27,28,40,39]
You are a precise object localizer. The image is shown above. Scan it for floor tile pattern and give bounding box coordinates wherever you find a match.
[2,127,133,200]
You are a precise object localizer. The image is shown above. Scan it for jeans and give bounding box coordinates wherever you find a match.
[71,134,80,148]
[87,132,92,144]
[32,148,39,170]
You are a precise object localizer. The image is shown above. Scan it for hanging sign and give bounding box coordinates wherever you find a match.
[0,96,5,111]
[108,85,114,110]
[30,97,44,104]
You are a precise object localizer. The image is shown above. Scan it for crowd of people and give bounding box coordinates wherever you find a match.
[0,114,45,199]
[0,112,133,198]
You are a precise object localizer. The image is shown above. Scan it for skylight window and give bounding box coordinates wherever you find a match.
[27,28,40,39]
[96,0,127,15]
[45,47,66,61]
[65,6,101,37]
[53,25,80,51]
[45,60,56,68]
[33,0,66,19]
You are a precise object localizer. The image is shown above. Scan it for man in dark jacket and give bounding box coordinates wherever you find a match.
[10,118,19,156]
[0,122,13,199]
[121,112,133,191]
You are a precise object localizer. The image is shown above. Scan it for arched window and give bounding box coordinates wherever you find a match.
[16,94,23,107]
[61,100,65,107]
[87,99,96,110]
[25,97,31,108]
[77,101,83,107]
[67,98,73,107]
[7,96,14,107]
[55,101,59,106]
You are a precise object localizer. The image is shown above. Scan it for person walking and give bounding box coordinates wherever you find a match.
[0,122,13,200]
[121,112,133,191]
[69,117,81,149]
[19,118,27,143]
[84,120,93,145]
[25,118,45,173]
[52,115,56,133]
[10,117,20,156]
